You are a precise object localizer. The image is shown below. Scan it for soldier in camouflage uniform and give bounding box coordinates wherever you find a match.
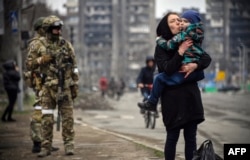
[26,15,79,157]
[24,17,59,153]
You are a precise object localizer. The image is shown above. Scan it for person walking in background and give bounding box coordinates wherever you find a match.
[115,78,126,101]
[1,60,20,122]
[108,77,116,98]
[99,75,108,97]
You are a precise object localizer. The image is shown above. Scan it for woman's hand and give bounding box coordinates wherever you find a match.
[179,63,198,78]
[178,39,193,56]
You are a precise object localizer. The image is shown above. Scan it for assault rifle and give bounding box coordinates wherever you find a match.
[55,48,74,131]
[56,51,65,131]
[56,67,64,131]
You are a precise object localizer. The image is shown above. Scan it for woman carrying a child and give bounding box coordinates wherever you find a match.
[152,11,211,160]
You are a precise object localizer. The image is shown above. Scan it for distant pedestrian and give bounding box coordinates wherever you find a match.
[1,60,20,122]
[108,77,116,98]
[99,75,108,97]
[115,78,126,100]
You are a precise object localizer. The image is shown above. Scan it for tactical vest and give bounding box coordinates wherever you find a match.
[38,37,77,90]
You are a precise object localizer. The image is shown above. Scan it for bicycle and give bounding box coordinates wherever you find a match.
[138,84,157,129]
[144,109,157,129]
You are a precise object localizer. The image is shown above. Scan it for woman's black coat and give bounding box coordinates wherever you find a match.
[2,60,20,91]
[155,13,211,130]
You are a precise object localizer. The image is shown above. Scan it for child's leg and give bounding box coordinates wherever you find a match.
[168,72,186,85]
[160,70,204,85]
[141,88,150,102]
[147,72,187,105]
[148,73,172,105]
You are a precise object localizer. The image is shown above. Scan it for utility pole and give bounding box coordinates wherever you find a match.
[78,0,90,88]
[223,0,230,84]
[8,0,24,111]
[238,40,249,92]
[241,43,248,92]
[237,46,243,87]
[17,0,23,111]
[111,0,119,79]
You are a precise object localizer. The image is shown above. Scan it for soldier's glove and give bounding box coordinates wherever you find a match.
[37,55,52,64]
[23,71,33,88]
[70,85,78,100]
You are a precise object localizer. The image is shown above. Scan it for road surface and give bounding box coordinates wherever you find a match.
[75,91,250,159]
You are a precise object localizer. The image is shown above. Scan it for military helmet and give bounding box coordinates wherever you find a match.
[43,15,64,29]
[33,17,45,31]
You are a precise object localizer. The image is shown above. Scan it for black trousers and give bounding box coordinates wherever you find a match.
[164,122,197,160]
[2,89,18,120]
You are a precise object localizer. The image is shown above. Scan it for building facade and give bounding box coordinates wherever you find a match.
[124,0,156,82]
[78,0,155,87]
[79,0,113,87]
[64,0,84,87]
[204,0,224,71]
[205,0,250,84]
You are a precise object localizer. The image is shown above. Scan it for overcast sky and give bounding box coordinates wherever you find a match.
[46,0,206,18]
[156,0,206,18]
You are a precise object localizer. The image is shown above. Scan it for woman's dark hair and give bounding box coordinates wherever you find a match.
[156,12,179,40]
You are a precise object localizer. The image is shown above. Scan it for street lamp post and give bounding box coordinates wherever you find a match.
[239,41,249,92]
[242,44,249,92]
[237,46,243,87]
[17,1,23,111]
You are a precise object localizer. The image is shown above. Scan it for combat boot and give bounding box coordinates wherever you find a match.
[65,145,74,155]
[37,148,51,157]
[51,146,59,152]
[32,141,41,153]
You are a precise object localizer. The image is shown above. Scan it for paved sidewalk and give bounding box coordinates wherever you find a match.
[0,112,164,160]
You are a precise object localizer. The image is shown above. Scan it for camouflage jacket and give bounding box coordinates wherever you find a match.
[26,34,42,72]
[156,22,204,64]
[26,36,79,91]
[24,34,43,90]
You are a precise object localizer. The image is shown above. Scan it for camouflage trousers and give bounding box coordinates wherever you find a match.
[30,95,42,142]
[40,86,75,151]
[30,106,42,142]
